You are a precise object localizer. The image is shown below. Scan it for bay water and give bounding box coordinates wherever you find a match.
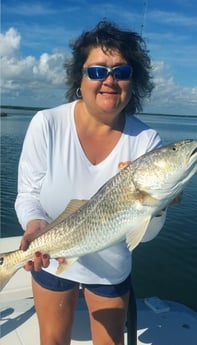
[1,108,197,311]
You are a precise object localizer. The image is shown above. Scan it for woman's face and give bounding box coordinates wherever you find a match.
[80,46,132,118]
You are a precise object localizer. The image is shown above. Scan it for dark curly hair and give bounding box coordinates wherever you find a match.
[65,20,154,114]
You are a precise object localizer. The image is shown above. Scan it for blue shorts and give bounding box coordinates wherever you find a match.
[31,269,131,297]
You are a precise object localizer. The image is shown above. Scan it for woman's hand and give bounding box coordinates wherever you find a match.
[20,219,50,271]
[20,219,48,250]
[21,219,65,272]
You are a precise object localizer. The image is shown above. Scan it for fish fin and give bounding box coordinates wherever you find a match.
[56,257,78,274]
[47,200,88,230]
[138,191,160,207]
[126,217,151,251]
[0,271,16,291]
[63,200,88,217]
[0,274,15,291]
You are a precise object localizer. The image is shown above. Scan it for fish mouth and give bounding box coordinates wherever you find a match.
[186,141,197,180]
[191,147,197,157]
[189,144,197,165]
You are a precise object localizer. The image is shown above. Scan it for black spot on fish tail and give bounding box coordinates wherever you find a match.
[0,257,4,265]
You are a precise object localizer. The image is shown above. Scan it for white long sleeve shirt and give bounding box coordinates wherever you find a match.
[15,100,166,284]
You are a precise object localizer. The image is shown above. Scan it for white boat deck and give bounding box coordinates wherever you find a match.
[1,237,197,344]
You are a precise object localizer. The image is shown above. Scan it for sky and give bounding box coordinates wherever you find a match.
[1,0,197,115]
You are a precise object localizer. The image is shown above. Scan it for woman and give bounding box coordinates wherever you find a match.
[15,20,167,345]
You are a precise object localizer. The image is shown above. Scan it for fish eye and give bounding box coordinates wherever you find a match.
[0,257,4,265]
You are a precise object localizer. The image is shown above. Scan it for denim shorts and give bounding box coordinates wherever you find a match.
[31,269,131,297]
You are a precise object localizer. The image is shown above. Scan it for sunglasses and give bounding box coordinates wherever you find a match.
[82,65,133,81]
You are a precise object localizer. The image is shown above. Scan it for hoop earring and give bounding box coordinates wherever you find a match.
[76,88,82,98]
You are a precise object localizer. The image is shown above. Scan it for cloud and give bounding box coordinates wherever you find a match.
[0,27,21,57]
[149,10,197,28]
[144,61,197,115]
[1,28,66,107]
[1,2,58,16]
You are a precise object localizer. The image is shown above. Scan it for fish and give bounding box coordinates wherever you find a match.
[0,139,197,291]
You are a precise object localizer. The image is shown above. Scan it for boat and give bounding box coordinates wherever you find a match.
[1,236,197,344]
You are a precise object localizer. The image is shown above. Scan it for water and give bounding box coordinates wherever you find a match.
[1,108,197,311]
[1,110,35,237]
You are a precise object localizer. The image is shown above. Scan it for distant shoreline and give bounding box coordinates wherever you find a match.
[1,105,48,111]
[0,105,196,117]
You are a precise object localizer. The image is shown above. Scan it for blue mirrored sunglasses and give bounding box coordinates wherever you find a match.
[82,65,133,81]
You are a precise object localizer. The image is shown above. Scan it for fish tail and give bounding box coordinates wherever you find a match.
[0,252,20,291]
[0,271,15,291]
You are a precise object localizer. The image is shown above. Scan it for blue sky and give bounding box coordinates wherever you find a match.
[1,0,197,115]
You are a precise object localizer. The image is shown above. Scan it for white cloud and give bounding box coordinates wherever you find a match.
[144,61,197,115]
[1,28,66,107]
[33,52,65,85]
[2,2,58,16]
[150,10,197,28]
[0,27,21,57]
